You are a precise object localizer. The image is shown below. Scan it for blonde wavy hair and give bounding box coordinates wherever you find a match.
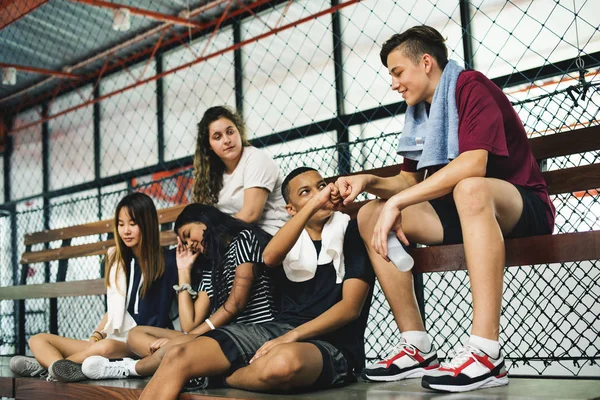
[193,106,250,204]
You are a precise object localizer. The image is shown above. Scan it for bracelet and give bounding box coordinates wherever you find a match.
[205,318,215,330]
[173,284,198,299]
[93,330,104,339]
[89,335,100,342]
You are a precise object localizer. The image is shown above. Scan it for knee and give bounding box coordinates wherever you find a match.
[162,344,191,369]
[357,200,384,239]
[258,348,302,386]
[93,339,121,357]
[28,333,50,349]
[453,177,492,216]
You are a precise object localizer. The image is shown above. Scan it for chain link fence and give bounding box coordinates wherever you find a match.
[1,0,599,377]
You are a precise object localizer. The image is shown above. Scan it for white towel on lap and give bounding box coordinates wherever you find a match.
[103,252,137,336]
[283,211,350,283]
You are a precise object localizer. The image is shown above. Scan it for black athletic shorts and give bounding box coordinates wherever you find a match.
[430,184,552,245]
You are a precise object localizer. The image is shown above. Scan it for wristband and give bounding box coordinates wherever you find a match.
[173,284,198,298]
[93,330,104,339]
[205,318,215,330]
[89,335,100,342]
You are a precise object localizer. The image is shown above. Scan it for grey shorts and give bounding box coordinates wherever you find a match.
[202,321,355,389]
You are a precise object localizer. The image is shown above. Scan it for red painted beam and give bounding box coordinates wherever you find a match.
[9,0,362,135]
[0,63,81,80]
[0,0,50,30]
[70,0,204,28]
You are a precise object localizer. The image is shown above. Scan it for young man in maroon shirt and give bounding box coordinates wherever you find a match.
[335,25,555,392]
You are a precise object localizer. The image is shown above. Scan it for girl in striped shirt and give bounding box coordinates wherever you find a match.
[81,203,277,380]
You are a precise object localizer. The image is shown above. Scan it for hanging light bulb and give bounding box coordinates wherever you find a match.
[1,67,16,85]
[113,8,131,31]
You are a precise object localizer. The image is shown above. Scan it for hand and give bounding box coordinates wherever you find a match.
[249,332,298,364]
[371,200,409,261]
[149,338,170,355]
[176,236,199,271]
[311,183,342,211]
[335,175,368,206]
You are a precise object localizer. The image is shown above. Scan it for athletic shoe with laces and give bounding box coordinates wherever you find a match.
[49,359,86,382]
[81,356,132,380]
[421,345,509,392]
[9,356,46,377]
[362,338,439,382]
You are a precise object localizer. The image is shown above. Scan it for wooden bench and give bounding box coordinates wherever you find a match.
[0,125,598,398]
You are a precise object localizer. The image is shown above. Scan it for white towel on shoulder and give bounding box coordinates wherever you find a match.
[283,211,350,283]
[103,250,137,336]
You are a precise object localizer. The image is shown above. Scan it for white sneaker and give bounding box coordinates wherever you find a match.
[362,338,439,382]
[9,356,46,377]
[422,345,509,392]
[82,356,133,380]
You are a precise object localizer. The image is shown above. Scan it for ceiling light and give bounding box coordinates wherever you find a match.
[1,67,16,85]
[113,8,131,31]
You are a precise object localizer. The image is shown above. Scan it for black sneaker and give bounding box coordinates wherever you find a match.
[49,359,86,382]
[183,376,209,391]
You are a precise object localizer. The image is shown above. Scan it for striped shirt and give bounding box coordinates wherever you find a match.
[198,230,276,325]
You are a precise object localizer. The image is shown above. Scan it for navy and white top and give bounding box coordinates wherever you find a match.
[197,229,276,324]
[126,248,178,329]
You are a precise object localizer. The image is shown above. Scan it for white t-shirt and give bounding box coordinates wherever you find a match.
[216,146,288,235]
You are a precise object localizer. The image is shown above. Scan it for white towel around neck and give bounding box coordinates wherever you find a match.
[283,211,350,283]
[103,257,138,335]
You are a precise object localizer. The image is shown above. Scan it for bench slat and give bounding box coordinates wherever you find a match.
[20,231,177,264]
[0,279,105,300]
[23,204,186,246]
[544,164,600,195]
[0,376,13,398]
[529,125,600,160]
[410,230,600,273]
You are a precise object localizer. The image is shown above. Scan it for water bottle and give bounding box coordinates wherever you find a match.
[387,232,414,272]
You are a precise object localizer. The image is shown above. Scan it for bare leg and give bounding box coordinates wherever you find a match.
[134,333,196,376]
[67,339,133,363]
[127,325,184,358]
[29,334,88,368]
[357,200,444,333]
[453,178,522,340]
[139,337,230,400]
[226,343,323,392]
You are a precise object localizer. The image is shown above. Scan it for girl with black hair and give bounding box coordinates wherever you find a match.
[80,204,276,380]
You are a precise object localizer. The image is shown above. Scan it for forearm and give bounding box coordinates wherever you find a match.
[262,201,319,267]
[364,173,418,200]
[96,313,108,333]
[187,300,242,335]
[389,152,487,209]
[287,301,358,342]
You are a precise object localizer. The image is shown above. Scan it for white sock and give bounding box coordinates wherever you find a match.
[126,359,140,376]
[401,331,432,353]
[468,335,500,358]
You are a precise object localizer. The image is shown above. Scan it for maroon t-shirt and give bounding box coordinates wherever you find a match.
[402,70,555,229]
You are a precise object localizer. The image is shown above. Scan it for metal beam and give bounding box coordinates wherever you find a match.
[0,0,50,30]
[9,0,361,135]
[0,62,80,80]
[70,0,204,28]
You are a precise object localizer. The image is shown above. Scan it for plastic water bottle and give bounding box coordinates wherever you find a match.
[387,232,414,272]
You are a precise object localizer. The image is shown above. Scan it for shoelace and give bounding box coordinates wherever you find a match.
[41,371,57,382]
[103,362,129,378]
[22,359,42,375]
[383,340,417,360]
[441,345,482,369]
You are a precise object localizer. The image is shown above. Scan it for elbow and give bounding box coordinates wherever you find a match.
[237,210,262,224]
[262,248,281,268]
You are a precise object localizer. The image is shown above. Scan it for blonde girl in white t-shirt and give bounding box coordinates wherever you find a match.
[192,105,288,235]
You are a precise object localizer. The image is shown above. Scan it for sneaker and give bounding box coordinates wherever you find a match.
[82,356,132,380]
[9,356,46,377]
[49,360,86,382]
[362,338,439,382]
[421,345,509,392]
[183,376,209,391]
